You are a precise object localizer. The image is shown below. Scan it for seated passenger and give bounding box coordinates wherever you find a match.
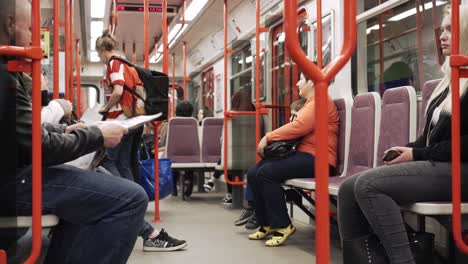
[95,31,187,252]
[172,101,197,198]
[235,97,307,230]
[0,1,148,262]
[337,6,468,264]
[247,74,339,246]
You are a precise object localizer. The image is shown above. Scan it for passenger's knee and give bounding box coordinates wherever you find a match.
[337,177,355,201]
[353,172,380,201]
[128,182,149,212]
[247,165,259,184]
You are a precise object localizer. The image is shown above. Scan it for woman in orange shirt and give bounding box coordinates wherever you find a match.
[247,74,339,247]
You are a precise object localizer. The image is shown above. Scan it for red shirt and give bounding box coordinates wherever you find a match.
[104,57,142,119]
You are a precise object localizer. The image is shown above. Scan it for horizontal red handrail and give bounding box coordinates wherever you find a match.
[450,0,468,254]
[284,0,356,263]
[0,46,42,60]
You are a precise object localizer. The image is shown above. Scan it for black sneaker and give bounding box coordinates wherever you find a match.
[245,213,260,230]
[221,193,233,207]
[143,229,188,252]
[204,181,215,192]
[234,208,254,226]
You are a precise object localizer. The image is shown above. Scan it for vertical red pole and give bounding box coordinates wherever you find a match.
[69,0,75,105]
[53,0,59,99]
[172,53,176,110]
[25,0,43,262]
[162,0,169,74]
[0,250,6,264]
[183,42,187,101]
[64,0,70,100]
[153,120,162,222]
[255,0,262,163]
[76,40,81,117]
[132,43,137,64]
[450,0,468,254]
[144,0,149,68]
[316,0,322,68]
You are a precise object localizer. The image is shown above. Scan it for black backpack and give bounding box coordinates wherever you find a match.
[109,56,169,120]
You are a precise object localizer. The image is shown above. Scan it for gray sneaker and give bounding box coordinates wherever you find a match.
[143,229,188,252]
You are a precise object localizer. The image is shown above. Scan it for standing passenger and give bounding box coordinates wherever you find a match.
[95,31,187,252]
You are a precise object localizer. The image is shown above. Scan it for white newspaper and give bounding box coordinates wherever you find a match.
[80,103,162,129]
[94,113,162,129]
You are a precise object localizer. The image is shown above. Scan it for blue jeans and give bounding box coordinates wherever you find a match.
[7,165,148,264]
[338,161,468,264]
[248,152,316,228]
[106,127,143,182]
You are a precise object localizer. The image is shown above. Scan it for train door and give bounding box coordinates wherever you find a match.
[202,67,215,113]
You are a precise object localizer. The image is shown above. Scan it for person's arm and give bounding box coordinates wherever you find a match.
[266,99,317,142]
[16,78,104,166]
[41,100,65,124]
[405,134,426,148]
[101,84,123,112]
[412,135,468,161]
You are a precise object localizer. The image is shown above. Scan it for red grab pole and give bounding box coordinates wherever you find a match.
[183,42,187,101]
[69,0,75,105]
[23,0,43,262]
[53,0,59,99]
[144,0,149,68]
[76,39,81,117]
[284,0,356,263]
[64,0,70,100]
[162,0,169,74]
[450,0,468,254]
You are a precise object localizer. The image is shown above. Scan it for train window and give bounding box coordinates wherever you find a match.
[230,45,253,104]
[271,10,308,129]
[360,0,447,95]
[311,13,333,67]
[202,68,214,113]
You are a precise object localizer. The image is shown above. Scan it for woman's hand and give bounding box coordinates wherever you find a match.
[98,106,108,114]
[385,146,414,165]
[257,136,268,158]
[65,123,87,134]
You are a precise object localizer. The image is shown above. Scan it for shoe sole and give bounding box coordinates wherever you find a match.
[143,242,188,252]
[248,230,274,240]
[234,216,253,226]
[265,227,296,247]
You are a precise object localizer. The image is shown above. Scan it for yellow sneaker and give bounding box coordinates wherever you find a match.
[248,226,274,240]
[265,225,296,247]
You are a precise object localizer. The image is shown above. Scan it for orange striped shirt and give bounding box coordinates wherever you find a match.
[266,96,339,167]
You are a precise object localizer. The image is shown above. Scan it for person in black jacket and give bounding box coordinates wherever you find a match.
[337,5,468,264]
[0,1,148,263]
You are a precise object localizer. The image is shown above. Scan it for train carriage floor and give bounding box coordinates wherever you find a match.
[129,192,343,264]
[12,191,346,264]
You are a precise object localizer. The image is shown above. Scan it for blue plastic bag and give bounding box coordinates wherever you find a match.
[140,158,173,201]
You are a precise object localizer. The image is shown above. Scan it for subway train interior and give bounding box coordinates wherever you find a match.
[2,0,468,263]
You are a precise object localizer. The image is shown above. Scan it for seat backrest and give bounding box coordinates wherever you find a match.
[166,117,201,163]
[346,92,381,176]
[201,118,224,163]
[418,79,441,136]
[376,86,417,166]
[334,98,352,176]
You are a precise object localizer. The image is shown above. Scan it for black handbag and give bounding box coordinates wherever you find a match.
[263,138,302,160]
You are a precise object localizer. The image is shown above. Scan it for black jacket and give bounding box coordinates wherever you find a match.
[407,87,468,161]
[0,57,104,177]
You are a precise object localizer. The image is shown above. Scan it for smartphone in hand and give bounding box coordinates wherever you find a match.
[382,149,401,162]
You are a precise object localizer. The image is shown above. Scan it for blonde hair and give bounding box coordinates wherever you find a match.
[427,5,468,113]
[95,29,118,52]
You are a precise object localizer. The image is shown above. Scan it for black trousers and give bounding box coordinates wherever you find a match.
[247,152,316,229]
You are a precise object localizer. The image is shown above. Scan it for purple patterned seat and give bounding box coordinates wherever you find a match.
[166,117,205,169]
[285,97,352,190]
[201,118,223,167]
[328,92,381,195]
[418,79,440,136]
[376,86,417,166]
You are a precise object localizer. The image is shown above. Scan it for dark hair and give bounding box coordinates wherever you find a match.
[290,98,307,112]
[95,29,119,52]
[175,101,194,117]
